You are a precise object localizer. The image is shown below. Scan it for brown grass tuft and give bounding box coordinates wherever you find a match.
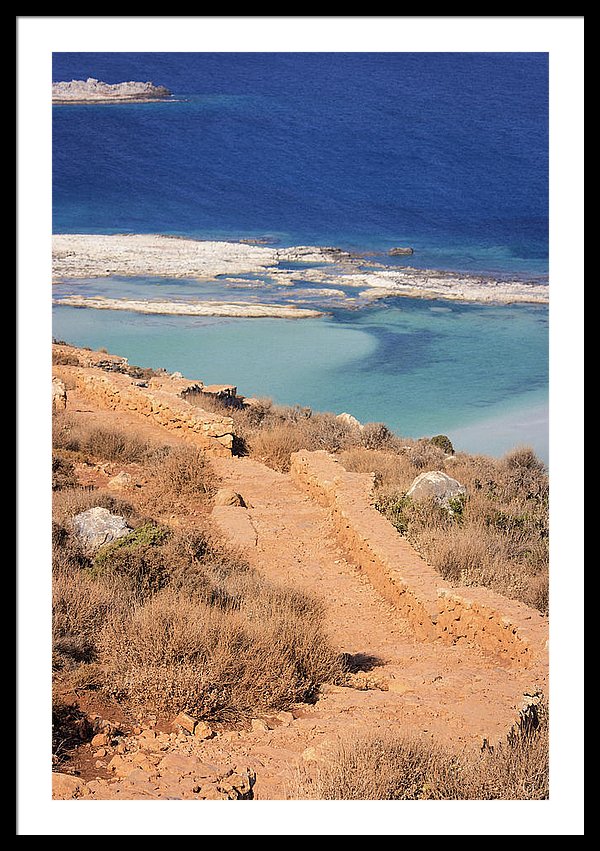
[291,703,548,800]
[342,444,549,613]
[100,581,341,721]
[146,444,218,499]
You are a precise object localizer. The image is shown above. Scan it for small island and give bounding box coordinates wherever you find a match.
[52,78,172,104]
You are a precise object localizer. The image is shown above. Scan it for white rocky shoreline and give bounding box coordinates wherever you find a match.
[52,295,324,320]
[52,233,549,318]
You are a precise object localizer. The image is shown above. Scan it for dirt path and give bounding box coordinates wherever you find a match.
[206,454,543,798]
[55,387,545,800]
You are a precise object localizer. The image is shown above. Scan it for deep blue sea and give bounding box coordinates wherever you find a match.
[52,52,549,461]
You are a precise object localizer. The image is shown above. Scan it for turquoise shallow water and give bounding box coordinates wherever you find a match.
[52,296,548,462]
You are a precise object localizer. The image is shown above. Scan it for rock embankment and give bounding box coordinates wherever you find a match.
[290,449,549,672]
[52,78,171,103]
[52,344,235,456]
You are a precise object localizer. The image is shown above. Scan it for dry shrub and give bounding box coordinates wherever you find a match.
[188,394,363,471]
[428,434,454,455]
[247,422,309,472]
[52,412,82,453]
[405,440,447,470]
[52,569,124,668]
[52,501,341,722]
[80,426,151,463]
[52,697,94,764]
[339,447,413,490]
[52,350,80,366]
[52,453,78,491]
[146,444,217,500]
[359,422,393,451]
[291,704,548,800]
[100,580,341,721]
[52,413,155,463]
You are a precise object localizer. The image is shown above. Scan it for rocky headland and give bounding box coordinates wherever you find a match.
[52,78,172,104]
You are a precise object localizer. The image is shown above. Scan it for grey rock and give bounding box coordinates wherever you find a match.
[214,488,246,507]
[107,471,134,491]
[336,412,363,430]
[406,471,466,507]
[388,247,414,256]
[52,377,67,411]
[72,507,131,551]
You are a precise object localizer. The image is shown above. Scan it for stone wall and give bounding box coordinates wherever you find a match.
[290,450,548,671]
[53,346,234,456]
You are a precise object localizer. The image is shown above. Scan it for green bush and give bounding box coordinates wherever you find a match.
[374,493,413,534]
[90,523,172,597]
[429,434,454,455]
[446,493,466,522]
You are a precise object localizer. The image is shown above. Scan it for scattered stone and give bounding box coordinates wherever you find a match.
[214,488,247,507]
[52,772,91,799]
[250,718,269,734]
[344,670,389,691]
[157,753,210,776]
[388,246,414,256]
[131,755,157,774]
[107,754,130,777]
[93,748,107,758]
[121,768,158,790]
[405,470,467,508]
[95,760,105,769]
[218,770,255,799]
[139,729,157,741]
[173,712,197,735]
[72,506,131,552]
[194,721,214,740]
[220,731,240,743]
[301,746,321,763]
[200,785,230,800]
[275,711,294,726]
[387,677,414,695]
[107,471,134,491]
[91,732,110,748]
[52,377,67,411]
[171,371,183,379]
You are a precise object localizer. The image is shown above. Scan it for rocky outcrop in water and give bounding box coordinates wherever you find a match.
[52,78,171,103]
[388,247,414,256]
